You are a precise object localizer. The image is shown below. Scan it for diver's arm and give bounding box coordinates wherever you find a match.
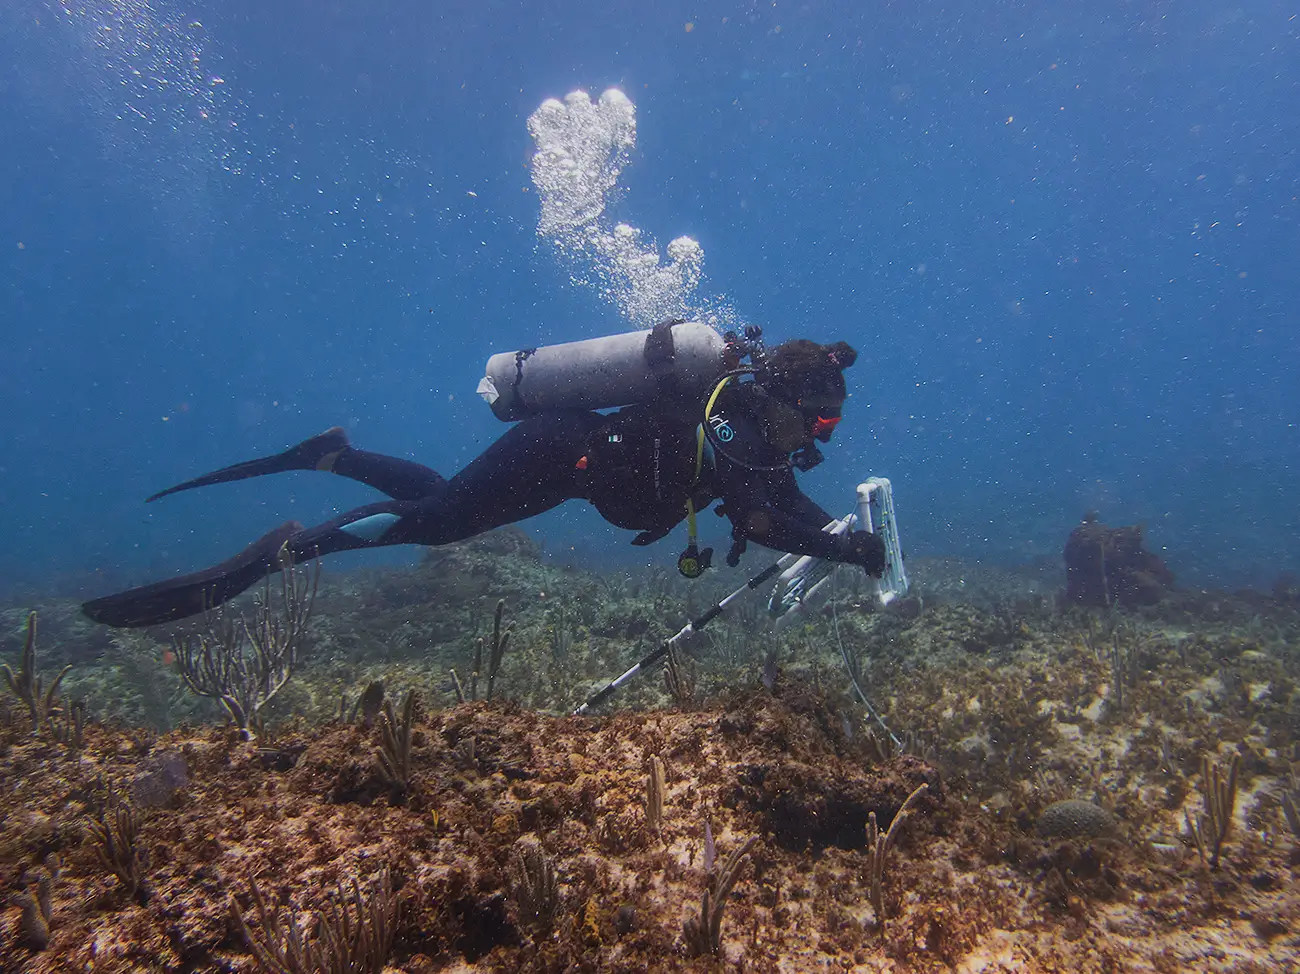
[721,467,880,569]
[732,502,846,561]
[782,485,836,532]
[717,468,847,559]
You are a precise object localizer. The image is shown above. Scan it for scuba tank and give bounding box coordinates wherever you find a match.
[476,320,728,421]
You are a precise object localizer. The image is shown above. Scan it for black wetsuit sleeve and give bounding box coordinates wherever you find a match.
[719,463,849,561]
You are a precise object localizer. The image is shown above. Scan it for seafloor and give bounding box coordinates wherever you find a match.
[1,528,1298,972]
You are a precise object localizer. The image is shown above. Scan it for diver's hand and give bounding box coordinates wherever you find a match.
[841,531,886,577]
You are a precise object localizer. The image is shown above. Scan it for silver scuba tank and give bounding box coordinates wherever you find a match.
[476,320,727,421]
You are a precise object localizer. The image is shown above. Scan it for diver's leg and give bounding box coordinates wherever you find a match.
[82,521,308,627]
[329,449,445,501]
[311,410,602,510]
[281,411,603,553]
[146,427,352,502]
[147,427,446,503]
[82,497,428,628]
[423,410,606,539]
[300,411,606,549]
[85,412,603,628]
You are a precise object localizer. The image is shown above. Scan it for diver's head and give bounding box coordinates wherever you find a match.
[758,339,857,451]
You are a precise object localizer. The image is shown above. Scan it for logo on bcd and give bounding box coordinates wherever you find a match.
[709,414,734,443]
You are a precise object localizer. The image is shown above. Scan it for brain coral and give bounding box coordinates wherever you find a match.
[1036,799,1117,840]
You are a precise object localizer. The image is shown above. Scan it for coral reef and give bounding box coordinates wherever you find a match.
[1062,514,1176,608]
[1,530,1299,971]
[1036,800,1116,840]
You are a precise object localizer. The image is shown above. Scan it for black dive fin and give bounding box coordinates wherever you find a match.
[146,427,349,502]
[82,521,304,628]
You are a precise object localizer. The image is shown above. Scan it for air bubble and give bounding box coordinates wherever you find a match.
[527,88,730,332]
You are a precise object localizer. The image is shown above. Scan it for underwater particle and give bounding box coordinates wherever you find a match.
[1036,799,1116,840]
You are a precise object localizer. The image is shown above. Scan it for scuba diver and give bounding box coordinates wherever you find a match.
[82,323,888,628]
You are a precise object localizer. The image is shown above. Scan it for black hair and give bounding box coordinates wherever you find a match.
[764,339,858,404]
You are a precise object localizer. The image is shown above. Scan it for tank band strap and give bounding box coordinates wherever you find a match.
[511,348,536,410]
[644,318,686,399]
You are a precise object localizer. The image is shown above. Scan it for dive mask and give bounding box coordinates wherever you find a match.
[798,396,843,444]
[761,395,844,451]
[808,408,841,442]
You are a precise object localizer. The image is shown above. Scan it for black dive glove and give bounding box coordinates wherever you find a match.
[840,530,887,577]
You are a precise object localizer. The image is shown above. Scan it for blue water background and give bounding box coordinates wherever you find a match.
[1,0,1296,599]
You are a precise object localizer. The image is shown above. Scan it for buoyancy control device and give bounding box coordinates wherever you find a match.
[477,321,783,579]
[476,319,729,422]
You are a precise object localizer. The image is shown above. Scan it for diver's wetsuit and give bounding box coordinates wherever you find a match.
[82,386,876,628]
